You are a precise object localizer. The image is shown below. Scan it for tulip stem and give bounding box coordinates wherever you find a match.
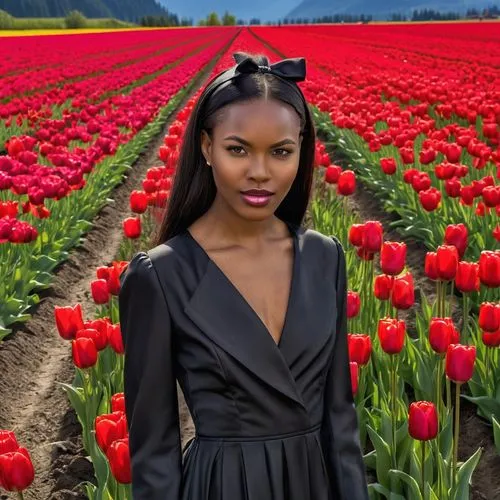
[18,492,24,500]
[448,281,454,317]
[452,383,461,490]
[391,354,397,469]
[485,348,490,393]
[446,377,451,412]
[462,294,469,344]
[421,441,426,500]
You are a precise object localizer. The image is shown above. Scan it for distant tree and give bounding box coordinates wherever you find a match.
[249,17,261,25]
[206,11,221,25]
[65,10,87,29]
[237,18,246,25]
[0,9,14,29]
[198,19,207,26]
[222,10,236,25]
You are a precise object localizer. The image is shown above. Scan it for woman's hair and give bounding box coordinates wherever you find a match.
[153,52,316,245]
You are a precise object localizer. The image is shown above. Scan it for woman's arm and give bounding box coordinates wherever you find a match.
[321,237,369,499]
[119,252,181,499]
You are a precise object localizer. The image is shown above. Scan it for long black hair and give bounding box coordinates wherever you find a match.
[153,52,316,245]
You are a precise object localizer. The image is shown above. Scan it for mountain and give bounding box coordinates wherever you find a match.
[0,0,170,21]
[285,0,494,19]
[158,0,300,21]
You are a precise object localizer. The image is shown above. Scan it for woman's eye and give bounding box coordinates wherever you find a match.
[273,148,292,157]
[227,146,246,155]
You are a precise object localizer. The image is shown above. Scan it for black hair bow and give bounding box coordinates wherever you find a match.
[233,54,306,82]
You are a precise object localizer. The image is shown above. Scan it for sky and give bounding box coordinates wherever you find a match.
[158,0,300,21]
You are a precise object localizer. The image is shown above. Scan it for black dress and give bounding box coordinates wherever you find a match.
[118,223,369,500]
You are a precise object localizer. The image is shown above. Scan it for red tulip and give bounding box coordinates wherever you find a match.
[482,186,500,208]
[479,251,500,288]
[374,274,394,300]
[130,190,149,214]
[0,430,19,455]
[381,241,406,275]
[348,224,364,247]
[482,329,500,348]
[72,337,98,369]
[347,291,361,318]
[424,252,439,281]
[445,344,476,384]
[90,279,109,305]
[337,170,356,195]
[123,217,141,239]
[111,393,126,413]
[380,157,397,175]
[76,326,108,352]
[106,437,131,484]
[54,304,85,341]
[0,447,35,492]
[391,272,415,310]
[429,317,459,354]
[445,143,462,163]
[108,323,124,354]
[347,334,372,366]
[419,187,441,211]
[95,412,128,454]
[408,401,438,441]
[436,245,459,281]
[378,318,406,354]
[455,262,479,293]
[444,224,468,259]
[479,302,500,333]
[325,165,341,184]
[350,362,359,396]
[361,221,383,253]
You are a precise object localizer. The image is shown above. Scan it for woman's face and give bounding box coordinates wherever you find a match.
[201,98,303,222]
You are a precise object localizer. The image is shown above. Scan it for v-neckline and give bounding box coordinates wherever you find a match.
[184,221,299,349]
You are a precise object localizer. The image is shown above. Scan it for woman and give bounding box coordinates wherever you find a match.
[119,52,369,499]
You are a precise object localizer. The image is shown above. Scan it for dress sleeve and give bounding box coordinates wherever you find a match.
[320,237,369,499]
[118,251,181,499]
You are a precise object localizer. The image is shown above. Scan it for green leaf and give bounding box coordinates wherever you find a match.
[461,395,500,422]
[367,425,392,487]
[388,470,423,500]
[451,447,482,500]
[492,416,500,455]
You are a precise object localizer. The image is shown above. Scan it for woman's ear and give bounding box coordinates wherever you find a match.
[200,130,212,166]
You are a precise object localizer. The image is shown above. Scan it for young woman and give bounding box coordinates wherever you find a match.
[119,52,369,500]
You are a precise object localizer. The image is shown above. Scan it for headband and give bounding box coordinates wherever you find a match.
[200,54,307,110]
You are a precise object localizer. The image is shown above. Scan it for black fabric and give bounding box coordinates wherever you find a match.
[119,223,369,500]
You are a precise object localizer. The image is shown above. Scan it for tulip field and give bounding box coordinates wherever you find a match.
[1,21,499,500]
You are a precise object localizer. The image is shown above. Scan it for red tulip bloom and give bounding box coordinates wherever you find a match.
[482,186,500,208]
[482,329,500,348]
[436,245,459,281]
[479,251,500,288]
[479,302,500,333]
[95,412,128,454]
[0,447,35,492]
[348,224,364,247]
[378,318,406,354]
[361,221,383,253]
[374,274,394,300]
[348,334,372,366]
[54,304,85,340]
[350,362,359,396]
[72,337,98,369]
[445,344,476,384]
[391,272,415,310]
[123,217,141,239]
[424,252,439,281]
[337,170,356,195]
[444,224,468,259]
[130,190,148,214]
[325,165,342,184]
[91,279,109,305]
[408,401,438,441]
[0,430,19,455]
[347,291,361,318]
[455,262,479,293]
[381,241,406,275]
[111,393,126,413]
[108,323,125,355]
[419,187,441,211]
[107,437,131,484]
[429,317,458,354]
[380,157,397,175]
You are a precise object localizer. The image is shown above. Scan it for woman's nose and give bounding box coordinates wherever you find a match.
[248,156,271,182]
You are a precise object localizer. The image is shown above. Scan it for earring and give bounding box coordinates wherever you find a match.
[206,160,211,166]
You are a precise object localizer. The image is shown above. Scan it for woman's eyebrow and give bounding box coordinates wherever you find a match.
[223,135,296,147]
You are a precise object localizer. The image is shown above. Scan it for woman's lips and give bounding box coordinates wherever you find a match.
[240,190,274,207]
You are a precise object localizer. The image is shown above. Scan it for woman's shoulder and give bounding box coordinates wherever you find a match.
[298,226,344,258]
